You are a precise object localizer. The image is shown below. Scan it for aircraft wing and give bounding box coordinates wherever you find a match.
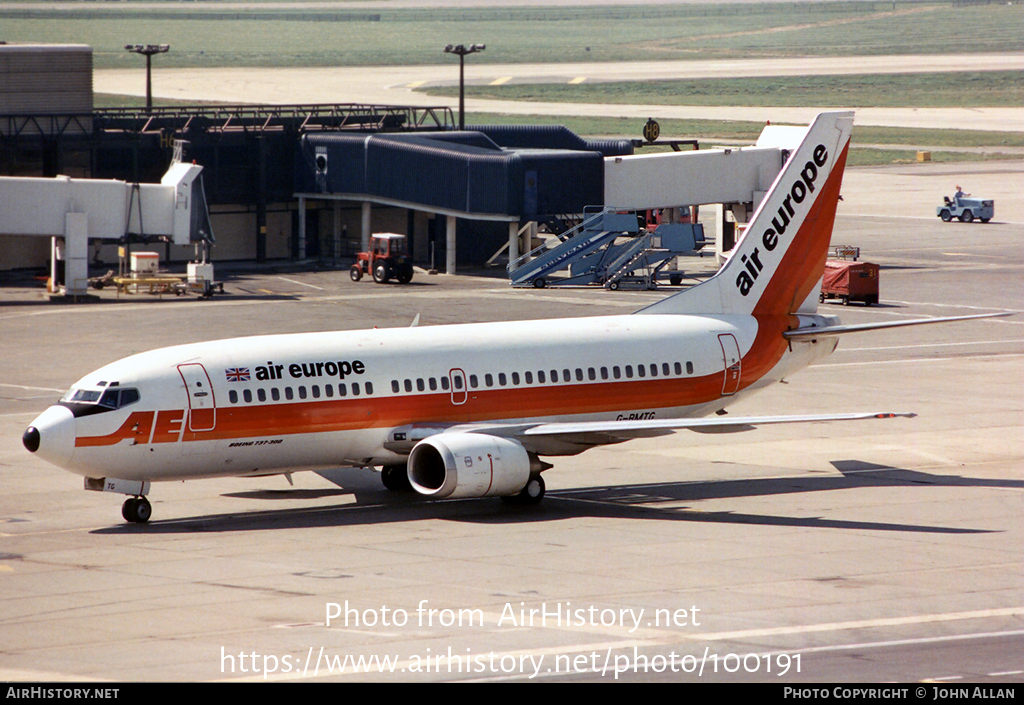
[388,412,916,457]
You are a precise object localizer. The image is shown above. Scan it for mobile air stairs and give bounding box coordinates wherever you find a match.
[507,207,705,289]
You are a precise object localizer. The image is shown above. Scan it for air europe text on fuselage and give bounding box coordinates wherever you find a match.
[254,359,366,382]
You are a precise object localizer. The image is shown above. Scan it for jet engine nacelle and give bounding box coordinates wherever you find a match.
[407,433,531,500]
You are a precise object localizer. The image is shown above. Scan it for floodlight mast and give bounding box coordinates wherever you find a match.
[443,43,485,130]
[124,44,170,112]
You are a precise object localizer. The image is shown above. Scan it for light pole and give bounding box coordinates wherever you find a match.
[124,44,170,112]
[443,43,485,131]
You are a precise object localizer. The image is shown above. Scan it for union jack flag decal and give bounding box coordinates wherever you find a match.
[225,367,250,382]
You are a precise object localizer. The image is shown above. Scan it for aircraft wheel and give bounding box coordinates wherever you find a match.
[122,496,152,523]
[501,475,545,506]
[350,264,363,282]
[960,210,974,223]
[381,464,412,492]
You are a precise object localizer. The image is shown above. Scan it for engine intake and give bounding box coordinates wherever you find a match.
[408,433,532,500]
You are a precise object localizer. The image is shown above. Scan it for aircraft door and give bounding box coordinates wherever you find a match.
[718,334,742,396]
[177,363,217,431]
[449,368,467,405]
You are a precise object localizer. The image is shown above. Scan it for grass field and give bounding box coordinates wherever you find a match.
[426,72,1024,109]
[1,2,1021,69]
[30,1,1024,166]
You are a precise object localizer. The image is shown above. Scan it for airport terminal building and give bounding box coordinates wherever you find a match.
[0,44,634,273]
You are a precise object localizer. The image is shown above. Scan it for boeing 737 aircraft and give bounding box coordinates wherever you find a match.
[22,111,1003,523]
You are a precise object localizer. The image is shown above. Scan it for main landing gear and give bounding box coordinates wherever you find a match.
[121,496,152,523]
[501,475,546,506]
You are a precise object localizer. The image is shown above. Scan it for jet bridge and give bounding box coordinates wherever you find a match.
[506,122,804,286]
[0,157,211,297]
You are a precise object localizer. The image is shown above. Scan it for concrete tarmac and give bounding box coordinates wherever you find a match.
[0,162,1022,683]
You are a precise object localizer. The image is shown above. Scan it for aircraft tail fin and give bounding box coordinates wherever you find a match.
[639,111,854,317]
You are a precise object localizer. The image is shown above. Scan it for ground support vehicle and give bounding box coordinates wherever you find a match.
[351,233,414,284]
[938,196,994,223]
[820,260,879,306]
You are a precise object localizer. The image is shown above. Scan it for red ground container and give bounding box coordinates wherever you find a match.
[820,260,879,306]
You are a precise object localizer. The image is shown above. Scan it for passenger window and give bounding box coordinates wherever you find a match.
[662,363,670,376]
[325,385,333,398]
[257,388,267,402]
[637,365,645,378]
[338,384,347,397]
[453,376,462,390]
[563,369,571,381]
[525,371,533,384]
[365,382,373,395]
[538,370,546,383]
[229,390,238,404]
[417,379,425,392]
[404,379,412,392]
[613,366,621,379]
[469,375,478,388]
[485,374,493,387]
[687,362,694,374]
[588,368,596,381]
[285,387,294,400]
[511,372,519,385]
[575,368,583,381]
[352,383,360,396]
[442,377,451,391]
[625,366,633,378]
[601,367,608,380]
[650,364,658,377]
[312,385,320,399]
[429,378,437,391]
[243,389,253,403]
[271,388,280,401]
[499,372,507,386]
[298,386,307,399]
[550,370,558,382]
[392,380,400,393]
[674,362,682,375]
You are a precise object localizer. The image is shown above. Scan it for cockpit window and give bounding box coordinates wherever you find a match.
[69,389,102,404]
[64,387,140,409]
[98,388,141,409]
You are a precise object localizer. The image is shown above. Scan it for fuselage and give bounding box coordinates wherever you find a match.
[26,311,837,483]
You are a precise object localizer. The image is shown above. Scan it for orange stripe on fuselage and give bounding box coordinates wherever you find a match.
[77,370,730,446]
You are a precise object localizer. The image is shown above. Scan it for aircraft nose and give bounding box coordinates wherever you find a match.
[24,405,75,466]
[22,426,40,452]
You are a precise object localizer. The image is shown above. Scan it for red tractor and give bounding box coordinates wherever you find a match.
[350,233,414,284]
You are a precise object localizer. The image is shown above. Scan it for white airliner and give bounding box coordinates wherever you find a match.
[22,111,1004,523]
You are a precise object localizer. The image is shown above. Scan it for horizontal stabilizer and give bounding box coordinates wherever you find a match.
[784,312,1014,341]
